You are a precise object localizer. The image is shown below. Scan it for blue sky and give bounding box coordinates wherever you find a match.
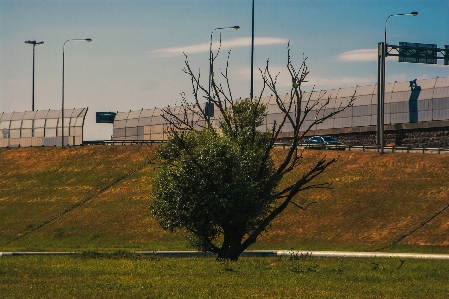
[1,0,448,140]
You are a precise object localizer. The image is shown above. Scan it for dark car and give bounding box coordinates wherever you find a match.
[304,136,344,150]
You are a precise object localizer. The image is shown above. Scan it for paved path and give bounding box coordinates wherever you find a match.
[2,250,449,260]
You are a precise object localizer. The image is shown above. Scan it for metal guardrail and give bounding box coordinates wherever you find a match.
[273,143,449,154]
[82,140,166,146]
[83,140,449,154]
[345,145,449,154]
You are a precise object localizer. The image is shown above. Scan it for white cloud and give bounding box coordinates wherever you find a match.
[305,76,376,87]
[336,49,378,62]
[233,65,375,89]
[335,48,403,62]
[152,37,289,57]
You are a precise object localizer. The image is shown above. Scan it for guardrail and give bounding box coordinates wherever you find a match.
[273,143,449,154]
[84,140,449,154]
[82,140,166,146]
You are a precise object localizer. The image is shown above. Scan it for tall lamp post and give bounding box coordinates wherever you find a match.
[25,40,44,111]
[208,26,240,124]
[379,12,418,154]
[62,38,92,148]
[251,0,255,99]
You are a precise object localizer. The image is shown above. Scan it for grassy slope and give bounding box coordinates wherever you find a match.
[0,145,448,253]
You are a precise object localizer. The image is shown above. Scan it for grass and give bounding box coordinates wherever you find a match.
[1,145,449,253]
[1,253,448,298]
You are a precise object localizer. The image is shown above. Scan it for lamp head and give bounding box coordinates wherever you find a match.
[25,40,44,45]
[410,11,418,16]
[233,26,240,30]
[85,38,92,42]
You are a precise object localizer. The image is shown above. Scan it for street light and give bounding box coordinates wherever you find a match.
[62,38,92,148]
[378,12,418,154]
[24,40,44,111]
[208,26,240,124]
[251,0,255,99]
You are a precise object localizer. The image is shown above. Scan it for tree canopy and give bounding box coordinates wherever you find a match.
[150,45,354,260]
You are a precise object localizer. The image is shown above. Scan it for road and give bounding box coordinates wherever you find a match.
[1,250,449,260]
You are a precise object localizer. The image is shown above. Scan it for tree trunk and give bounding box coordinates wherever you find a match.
[216,232,245,261]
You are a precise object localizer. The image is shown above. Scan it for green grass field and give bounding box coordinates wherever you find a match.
[1,253,448,298]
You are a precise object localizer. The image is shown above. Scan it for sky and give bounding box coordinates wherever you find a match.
[1,0,448,140]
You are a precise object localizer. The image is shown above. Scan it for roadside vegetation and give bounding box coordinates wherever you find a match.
[1,145,448,253]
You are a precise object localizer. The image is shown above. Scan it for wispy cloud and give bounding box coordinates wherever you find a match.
[335,49,378,62]
[305,76,376,87]
[153,37,289,57]
[233,65,375,89]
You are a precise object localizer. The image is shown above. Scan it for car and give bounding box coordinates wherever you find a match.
[303,136,344,150]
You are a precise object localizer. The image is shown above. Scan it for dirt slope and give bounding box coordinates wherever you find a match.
[0,145,448,252]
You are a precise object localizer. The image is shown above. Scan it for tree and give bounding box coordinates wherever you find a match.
[150,44,354,260]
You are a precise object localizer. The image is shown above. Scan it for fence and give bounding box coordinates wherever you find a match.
[112,77,449,141]
[0,108,88,148]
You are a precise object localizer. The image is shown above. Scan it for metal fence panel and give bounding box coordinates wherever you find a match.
[353,105,372,117]
[126,118,139,127]
[10,120,21,129]
[390,113,409,124]
[335,106,352,118]
[9,129,20,138]
[21,129,32,138]
[384,103,391,114]
[34,128,44,137]
[418,99,432,111]
[114,112,129,121]
[128,110,142,119]
[392,81,412,92]
[390,102,409,113]
[355,84,376,96]
[417,78,437,90]
[113,128,125,137]
[385,82,395,93]
[126,127,138,137]
[0,112,13,121]
[34,110,49,118]
[418,89,435,100]
[44,137,61,146]
[11,112,25,120]
[336,86,357,98]
[389,91,412,103]
[435,77,449,88]
[384,113,391,125]
[419,110,433,122]
[8,138,21,147]
[352,95,373,106]
[47,110,61,118]
[23,111,37,119]
[321,118,334,130]
[139,109,154,118]
[352,116,371,127]
[334,117,351,128]
[433,87,449,99]
[433,98,449,109]
[433,109,449,120]
[114,120,126,129]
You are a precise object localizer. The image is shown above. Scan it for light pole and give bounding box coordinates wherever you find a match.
[25,40,44,111]
[378,12,418,154]
[62,38,92,148]
[251,0,255,99]
[208,26,240,124]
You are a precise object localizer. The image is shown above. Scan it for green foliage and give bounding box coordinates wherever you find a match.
[151,100,279,254]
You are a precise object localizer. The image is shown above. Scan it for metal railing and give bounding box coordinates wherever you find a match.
[80,140,449,154]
